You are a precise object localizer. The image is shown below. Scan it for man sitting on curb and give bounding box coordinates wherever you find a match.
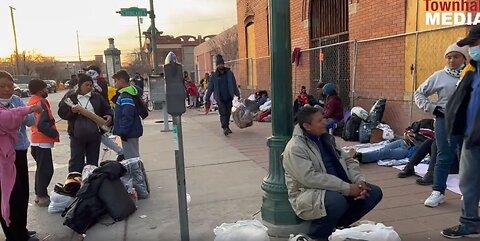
[282,106,383,240]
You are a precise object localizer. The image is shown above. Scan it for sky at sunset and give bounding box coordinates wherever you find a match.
[0,0,237,61]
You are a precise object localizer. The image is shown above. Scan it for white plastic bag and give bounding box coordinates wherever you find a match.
[82,164,97,181]
[377,123,395,140]
[329,222,401,241]
[214,220,270,241]
[48,191,74,214]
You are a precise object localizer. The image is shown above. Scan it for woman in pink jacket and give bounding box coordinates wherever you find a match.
[0,71,41,241]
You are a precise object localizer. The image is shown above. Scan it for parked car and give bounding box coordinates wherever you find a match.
[17,84,30,97]
[13,83,21,97]
[43,80,57,93]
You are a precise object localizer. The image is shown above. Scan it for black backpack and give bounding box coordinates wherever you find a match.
[131,94,149,120]
[342,115,362,141]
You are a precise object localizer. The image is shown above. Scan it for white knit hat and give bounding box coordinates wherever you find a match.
[445,43,469,59]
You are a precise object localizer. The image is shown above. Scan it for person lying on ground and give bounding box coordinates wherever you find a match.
[283,106,383,240]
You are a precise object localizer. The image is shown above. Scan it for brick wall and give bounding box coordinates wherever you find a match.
[290,0,312,97]
[349,0,409,133]
[236,0,272,95]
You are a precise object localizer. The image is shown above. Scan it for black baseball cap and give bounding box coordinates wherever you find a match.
[457,25,480,47]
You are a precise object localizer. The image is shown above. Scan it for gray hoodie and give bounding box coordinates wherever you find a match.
[415,70,459,113]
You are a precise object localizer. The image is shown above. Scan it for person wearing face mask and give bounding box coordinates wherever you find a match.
[58,74,113,173]
[441,25,480,239]
[205,54,240,136]
[0,71,42,241]
[27,79,59,207]
[414,42,468,209]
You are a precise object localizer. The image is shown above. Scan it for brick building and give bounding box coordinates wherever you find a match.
[236,0,469,133]
[144,29,213,80]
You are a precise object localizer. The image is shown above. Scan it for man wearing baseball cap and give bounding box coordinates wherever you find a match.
[442,25,480,239]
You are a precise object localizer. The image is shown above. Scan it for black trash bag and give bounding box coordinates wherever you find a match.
[368,99,387,123]
[342,115,362,142]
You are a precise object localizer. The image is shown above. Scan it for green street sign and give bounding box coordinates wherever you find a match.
[117,7,148,17]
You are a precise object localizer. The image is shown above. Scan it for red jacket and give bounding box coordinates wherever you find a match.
[187,83,198,97]
[323,95,344,120]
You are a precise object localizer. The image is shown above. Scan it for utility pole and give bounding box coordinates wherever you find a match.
[76,30,82,67]
[9,6,20,75]
[149,0,160,74]
[137,16,143,64]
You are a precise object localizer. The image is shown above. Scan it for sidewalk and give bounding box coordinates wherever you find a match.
[11,108,470,241]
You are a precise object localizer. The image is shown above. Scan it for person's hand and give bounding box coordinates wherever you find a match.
[71,105,81,113]
[121,136,128,142]
[349,184,363,197]
[29,105,42,114]
[354,181,371,200]
[104,115,112,126]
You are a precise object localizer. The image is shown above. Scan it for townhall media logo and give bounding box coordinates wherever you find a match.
[426,0,480,25]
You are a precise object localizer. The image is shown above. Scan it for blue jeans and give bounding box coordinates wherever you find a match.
[309,184,383,239]
[432,117,462,193]
[459,143,480,232]
[361,140,409,163]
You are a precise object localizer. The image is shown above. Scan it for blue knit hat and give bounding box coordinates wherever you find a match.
[322,83,335,96]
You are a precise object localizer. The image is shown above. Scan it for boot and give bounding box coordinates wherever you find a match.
[226,127,233,134]
[223,128,229,136]
[416,171,433,185]
[398,164,415,178]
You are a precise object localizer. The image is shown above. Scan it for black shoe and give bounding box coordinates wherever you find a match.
[441,224,480,239]
[398,165,415,178]
[227,127,233,134]
[416,172,433,185]
[116,154,125,162]
[28,230,36,237]
[223,128,229,136]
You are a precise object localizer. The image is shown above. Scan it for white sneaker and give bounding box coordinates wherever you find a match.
[424,191,445,207]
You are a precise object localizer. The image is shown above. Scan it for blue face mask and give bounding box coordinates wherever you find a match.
[469,45,480,61]
[457,63,466,71]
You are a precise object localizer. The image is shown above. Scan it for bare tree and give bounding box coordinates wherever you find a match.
[207,25,238,62]
[124,49,150,76]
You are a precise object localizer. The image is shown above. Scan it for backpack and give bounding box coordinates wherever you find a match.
[125,93,149,120]
[342,115,362,141]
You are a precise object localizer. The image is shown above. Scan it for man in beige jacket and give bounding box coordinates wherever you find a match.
[283,107,383,240]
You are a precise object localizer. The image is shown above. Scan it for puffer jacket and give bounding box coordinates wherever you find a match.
[113,85,143,138]
[282,125,366,220]
[446,61,480,148]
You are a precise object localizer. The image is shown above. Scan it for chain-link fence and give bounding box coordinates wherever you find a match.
[294,40,354,110]
[207,25,467,132]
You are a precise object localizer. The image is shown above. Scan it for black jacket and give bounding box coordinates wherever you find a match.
[58,91,113,137]
[446,60,480,149]
[62,161,127,234]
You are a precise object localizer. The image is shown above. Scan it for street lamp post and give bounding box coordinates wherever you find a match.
[261,0,305,237]
[9,6,20,75]
[148,0,160,75]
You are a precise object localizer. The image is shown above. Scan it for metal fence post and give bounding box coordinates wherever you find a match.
[351,40,359,107]
[409,32,419,124]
